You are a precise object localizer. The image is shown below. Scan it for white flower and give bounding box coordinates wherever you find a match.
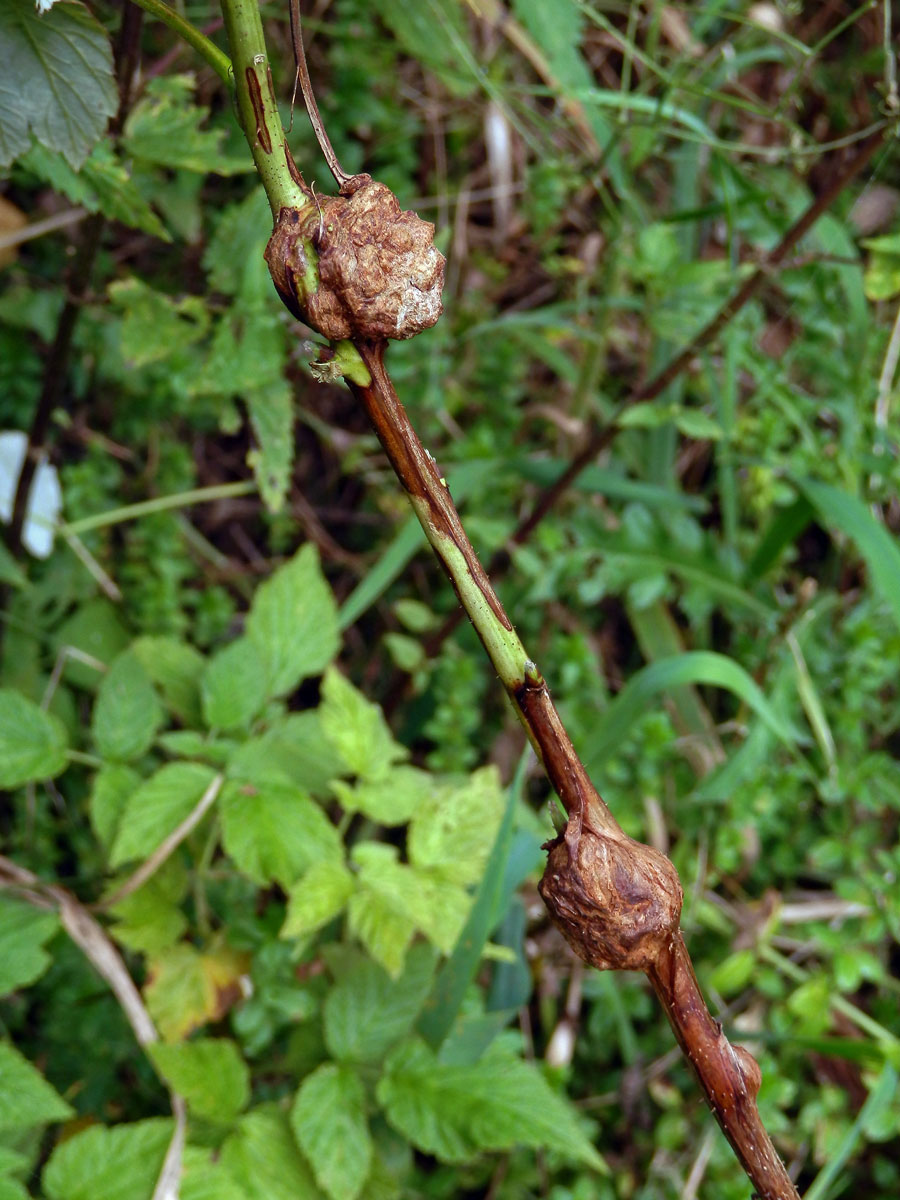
[0,430,62,559]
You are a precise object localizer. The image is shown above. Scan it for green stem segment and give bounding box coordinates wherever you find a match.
[220,0,312,215]
[129,0,232,85]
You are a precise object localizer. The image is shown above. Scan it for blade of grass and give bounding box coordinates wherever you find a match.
[802,1064,898,1200]
[584,650,803,776]
[799,479,900,633]
[417,750,531,1050]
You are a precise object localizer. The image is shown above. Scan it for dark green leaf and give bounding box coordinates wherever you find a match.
[42,1119,172,1200]
[291,1064,372,1200]
[0,0,116,169]
[0,1042,73,1131]
[0,689,68,788]
[92,650,163,762]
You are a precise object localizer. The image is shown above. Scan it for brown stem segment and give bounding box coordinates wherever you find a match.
[649,936,799,1200]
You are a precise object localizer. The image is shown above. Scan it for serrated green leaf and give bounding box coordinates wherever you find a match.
[408,765,503,884]
[244,544,339,697]
[130,637,205,726]
[144,942,249,1043]
[324,943,437,1064]
[246,380,294,514]
[92,650,163,763]
[89,763,141,850]
[203,188,272,299]
[282,859,354,940]
[123,76,251,176]
[220,1108,321,1200]
[0,0,116,170]
[230,711,345,797]
[148,1039,249,1121]
[376,1039,605,1171]
[0,897,59,997]
[108,863,188,955]
[346,848,472,965]
[371,0,477,97]
[0,689,68,788]
[220,778,341,887]
[19,140,169,241]
[332,764,430,825]
[320,668,405,780]
[201,638,267,731]
[179,1146,245,1200]
[0,1042,72,1131]
[291,1064,372,1200]
[512,0,592,93]
[108,278,209,368]
[110,762,218,867]
[42,1118,172,1200]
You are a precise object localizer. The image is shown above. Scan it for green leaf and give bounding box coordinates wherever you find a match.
[324,943,437,1064]
[371,0,478,97]
[108,863,188,955]
[230,712,345,797]
[148,1039,249,1121]
[377,1039,605,1171]
[123,76,251,176]
[54,598,130,690]
[291,1064,372,1200]
[281,859,355,940]
[0,0,116,170]
[108,278,209,368]
[131,637,205,726]
[92,650,163,763]
[220,1108,321,1200]
[144,942,249,1043]
[0,1176,29,1200]
[201,638,267,731]
[408,766,504,884]
[346,844,419,976]
[246,379,294,514]
[245,544,339,698]
[110,762,218,867]
[799,479,900,636]
[180,1146,246,1200]
[89,763,141,851]
[0,897,59,997]
[220,778,341,887]
[19,140,169,241]
[332,765,430,825]
[0,1042,72,1130]
[512,0,591,92]
[584,650,799,775]
[0,689,68,788]
[804,1064,898,1200]
[319,667,405,780]
[42,1119,172,1200]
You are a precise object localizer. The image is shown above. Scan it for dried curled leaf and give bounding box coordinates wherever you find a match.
[539,806,683,972]
[265,179,444,341]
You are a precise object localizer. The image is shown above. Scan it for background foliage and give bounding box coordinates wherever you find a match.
[1,1,900,1197]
